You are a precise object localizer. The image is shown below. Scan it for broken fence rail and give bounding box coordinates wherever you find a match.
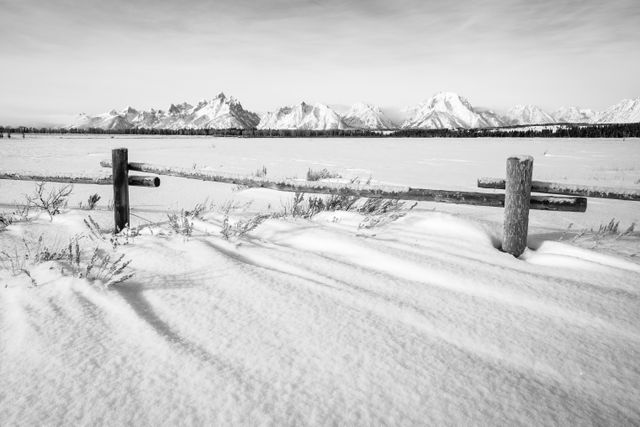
[99,160,587,212]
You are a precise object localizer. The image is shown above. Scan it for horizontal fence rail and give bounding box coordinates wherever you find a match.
[478,177,640,201]
[0,172,160,187]
[100,160,587,212]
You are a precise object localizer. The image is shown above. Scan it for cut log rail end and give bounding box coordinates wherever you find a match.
[478,177,640,201]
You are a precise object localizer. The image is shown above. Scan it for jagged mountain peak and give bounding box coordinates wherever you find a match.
[70,92,259,130]
[505,104,555,125]
[343,102,396,129]
[418,92,474,111]
[257,102,347,130]
[597,97,640,123]
[168,102,192,115]
[402,92,503,129]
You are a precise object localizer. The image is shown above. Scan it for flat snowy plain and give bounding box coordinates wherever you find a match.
[1,135,640,425]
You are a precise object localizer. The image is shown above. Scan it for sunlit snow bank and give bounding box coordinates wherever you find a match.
[1,136,640,424]
[1,206,639,425]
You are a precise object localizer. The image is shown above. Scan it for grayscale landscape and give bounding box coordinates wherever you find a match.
[1,0,639,425]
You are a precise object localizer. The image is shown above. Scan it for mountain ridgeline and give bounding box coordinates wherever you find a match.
[66,91,640,132]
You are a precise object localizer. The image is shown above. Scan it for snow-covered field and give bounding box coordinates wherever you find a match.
[1,135,640,425]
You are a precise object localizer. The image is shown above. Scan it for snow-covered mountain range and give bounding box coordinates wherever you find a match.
[71,93,259,130]
[401,92,506,129]
[69,92,640,130]
[257,102,347,130]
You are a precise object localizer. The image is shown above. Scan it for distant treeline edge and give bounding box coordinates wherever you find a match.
[1,122,639,138]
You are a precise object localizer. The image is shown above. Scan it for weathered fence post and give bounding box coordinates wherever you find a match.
[112,148,130,233]
[502,155,533,257]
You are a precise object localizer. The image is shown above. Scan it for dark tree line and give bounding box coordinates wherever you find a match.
[1,122,639,138]
[390,123,640,138]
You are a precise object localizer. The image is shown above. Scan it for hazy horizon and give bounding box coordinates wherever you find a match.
[1,0,639,126]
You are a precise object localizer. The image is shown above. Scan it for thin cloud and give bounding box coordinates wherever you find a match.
[0,0,638,123]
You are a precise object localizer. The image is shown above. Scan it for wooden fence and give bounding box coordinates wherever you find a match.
[0,149,160,233]
[3,148,638,257]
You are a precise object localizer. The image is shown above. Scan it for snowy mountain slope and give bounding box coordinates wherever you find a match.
[257,102,347,130]
[505,105,555,125]
[342,103,396,129]
[476,109,508,128]
[552,106,597,123]
[597,98,640,123]
[70,93,259,130]
[70,110,132,131]
[401,92,505,129]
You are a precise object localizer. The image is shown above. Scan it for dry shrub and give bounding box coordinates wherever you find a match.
[24,182,73,220]
[306,168,342,181]
[0,234,134,288]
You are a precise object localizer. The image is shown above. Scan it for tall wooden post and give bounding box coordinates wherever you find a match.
[502,155,533,257]
[112,148,130,233]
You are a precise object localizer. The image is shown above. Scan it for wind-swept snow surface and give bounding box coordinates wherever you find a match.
[1,209,639,425]
[1,136,640,425]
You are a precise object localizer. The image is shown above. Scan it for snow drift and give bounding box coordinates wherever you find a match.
[1,135,640,424]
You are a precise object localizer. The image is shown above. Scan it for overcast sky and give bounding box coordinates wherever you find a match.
[1,0,639,125]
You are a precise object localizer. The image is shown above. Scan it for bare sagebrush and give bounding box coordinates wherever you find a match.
[221,213,271,240]
[357,198,407,215]
[167,210,194,236]
[84,215,137,248]
[86,193,101,210]
[63,237,133,287]
[597,218,621,235]
[0,204,31,230]
[571,218,637,247]
[84,215,105,241]
[1,235,74,286]
[357,199,417,229]
[167,201,208,237]
[306,168,342,181]
[279,192,409,221]
[24,182,73,220]
[285,194,357,219]
[281,192,307,217]
[277,192,416,228]
[84,248,134,287]
[1,234,134,288]
[214,200,252,216]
